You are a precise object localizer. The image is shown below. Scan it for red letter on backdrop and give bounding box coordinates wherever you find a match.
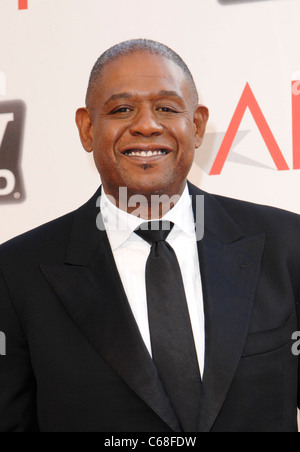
[18,0,28,9]
[292,81,300,170]
[210,83,289,175]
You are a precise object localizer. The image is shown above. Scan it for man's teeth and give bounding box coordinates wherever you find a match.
[124,150,167,157]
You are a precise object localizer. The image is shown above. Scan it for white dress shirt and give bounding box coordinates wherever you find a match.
[100,185,205,377]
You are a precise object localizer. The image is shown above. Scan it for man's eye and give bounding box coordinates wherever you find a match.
[111,107,132,114]
[157,107,177,113]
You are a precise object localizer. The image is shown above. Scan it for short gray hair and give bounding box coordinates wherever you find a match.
[86,39,199,108]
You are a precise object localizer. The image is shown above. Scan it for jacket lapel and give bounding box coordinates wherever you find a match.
[41,188,181,432]
[189,183,266,432]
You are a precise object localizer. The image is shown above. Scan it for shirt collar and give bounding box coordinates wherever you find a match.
[100,184,194,251]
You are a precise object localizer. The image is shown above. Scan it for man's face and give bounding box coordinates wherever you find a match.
[76,52,208,202]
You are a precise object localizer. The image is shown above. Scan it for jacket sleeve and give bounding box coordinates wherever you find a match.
[0,268,39,432]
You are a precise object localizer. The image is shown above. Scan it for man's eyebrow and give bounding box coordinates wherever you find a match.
[157,90,184,100]
[104,93,134,105]
[104,90,184,105]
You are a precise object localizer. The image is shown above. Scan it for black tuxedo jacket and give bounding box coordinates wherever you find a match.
[0,182,300,432]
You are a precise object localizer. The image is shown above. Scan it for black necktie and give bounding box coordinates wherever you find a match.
[135,221,202,432]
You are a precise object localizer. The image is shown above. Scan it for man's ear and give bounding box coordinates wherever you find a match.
[193,105,209,149]
[75,108,94,153]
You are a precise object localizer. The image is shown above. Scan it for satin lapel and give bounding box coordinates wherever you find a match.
[197,232,265,432]
[188,183,266,432]
[41,230,181,432]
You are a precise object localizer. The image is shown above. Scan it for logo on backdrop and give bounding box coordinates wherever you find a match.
[194,81,300,175]
[0,100,26,203]
[18,0,28,10]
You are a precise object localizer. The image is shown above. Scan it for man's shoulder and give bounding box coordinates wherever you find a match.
[0,210,76,267]
[213,192,299,227]
[0,187,101,267]
[206,190,299,241]
[189,182,300,236]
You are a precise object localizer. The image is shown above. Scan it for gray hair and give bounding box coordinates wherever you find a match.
[86,39,199,108]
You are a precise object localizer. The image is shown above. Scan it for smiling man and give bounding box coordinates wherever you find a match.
[0,40,300,433]
[76,41,207,218]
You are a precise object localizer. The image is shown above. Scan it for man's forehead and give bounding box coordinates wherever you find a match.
[97,54,190,99]
[100,52,187,85]
[86,50,199,110]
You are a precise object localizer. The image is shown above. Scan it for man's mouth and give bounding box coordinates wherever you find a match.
[121,145,172,159]
[123,149,168,157]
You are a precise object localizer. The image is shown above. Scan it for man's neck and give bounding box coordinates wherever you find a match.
[102,183,187,220]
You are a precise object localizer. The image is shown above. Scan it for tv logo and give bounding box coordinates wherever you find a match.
[0,101,26,203]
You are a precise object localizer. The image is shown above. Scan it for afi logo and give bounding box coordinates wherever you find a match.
[0,101,26,203]
[18,0,28,10]
[210,82,300,175]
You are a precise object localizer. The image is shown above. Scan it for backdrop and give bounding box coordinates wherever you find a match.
[0,0,299,244]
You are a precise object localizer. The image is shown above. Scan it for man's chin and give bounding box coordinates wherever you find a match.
[126,177,186,199]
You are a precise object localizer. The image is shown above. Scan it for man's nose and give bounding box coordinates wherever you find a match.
[129,108,163,137]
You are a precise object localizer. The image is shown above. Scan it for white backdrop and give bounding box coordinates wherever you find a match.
[0,0,299,244]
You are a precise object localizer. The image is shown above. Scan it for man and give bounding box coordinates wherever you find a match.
[0,39,300,433]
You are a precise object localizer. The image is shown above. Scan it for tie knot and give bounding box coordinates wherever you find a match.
[135,221,174,245]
